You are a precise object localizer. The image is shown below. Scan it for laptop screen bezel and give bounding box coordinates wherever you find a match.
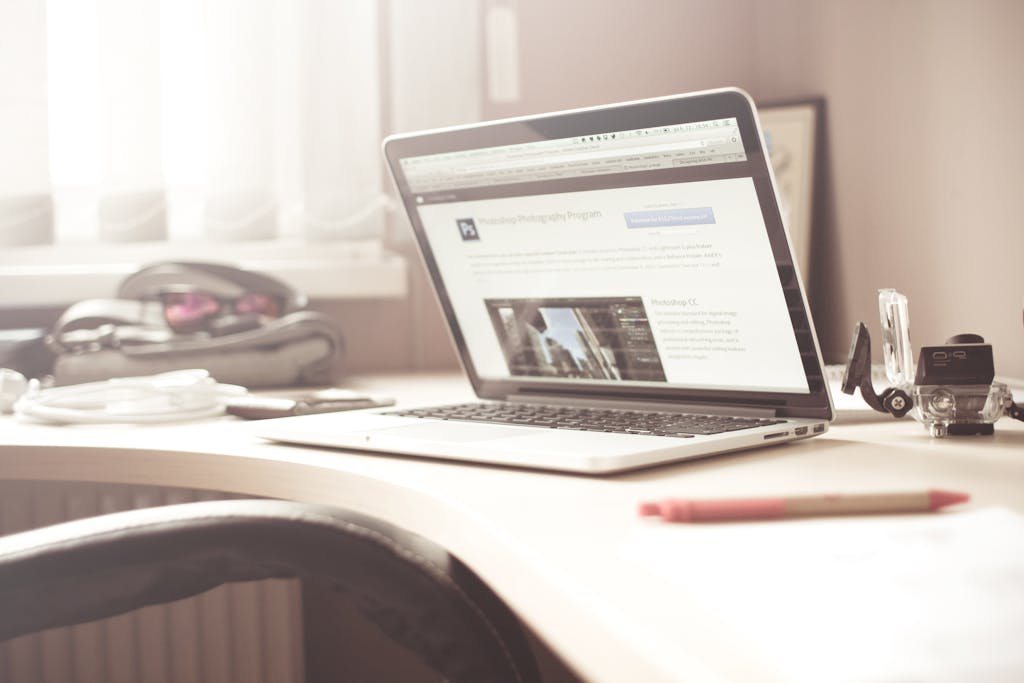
[383,88,833,420]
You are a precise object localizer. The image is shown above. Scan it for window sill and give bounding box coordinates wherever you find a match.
[0,240,408,307]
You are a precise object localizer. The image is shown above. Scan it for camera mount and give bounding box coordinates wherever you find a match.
[841,290,1022,437]
[840,323,912,417]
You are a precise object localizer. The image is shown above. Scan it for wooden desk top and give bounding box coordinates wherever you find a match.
[3,372,1023,683]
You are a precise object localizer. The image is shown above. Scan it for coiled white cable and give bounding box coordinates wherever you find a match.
[12,369,247,425]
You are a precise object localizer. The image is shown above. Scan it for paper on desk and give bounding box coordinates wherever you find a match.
[626,507,1024,683]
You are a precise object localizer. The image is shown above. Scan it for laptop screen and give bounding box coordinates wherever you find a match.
[385,89,830,416]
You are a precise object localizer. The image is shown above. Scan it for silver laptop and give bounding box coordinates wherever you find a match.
[255,87,834,473]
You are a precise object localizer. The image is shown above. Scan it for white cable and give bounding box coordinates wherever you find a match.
[12,369,247,425]
[0,368,29,414]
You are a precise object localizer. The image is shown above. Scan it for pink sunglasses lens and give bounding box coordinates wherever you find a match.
[162,292,221,331]
[234,293,281,318]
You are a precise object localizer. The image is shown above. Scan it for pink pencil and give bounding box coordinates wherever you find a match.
[638,489,970,523]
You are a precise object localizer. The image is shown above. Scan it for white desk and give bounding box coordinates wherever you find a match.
[3,372,1023,683]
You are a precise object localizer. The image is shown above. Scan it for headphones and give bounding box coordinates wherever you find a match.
[117,261,307,312]
[47,261,309,354]
[40,260,343,390]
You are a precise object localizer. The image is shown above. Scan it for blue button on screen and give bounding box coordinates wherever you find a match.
[624,207,716,229]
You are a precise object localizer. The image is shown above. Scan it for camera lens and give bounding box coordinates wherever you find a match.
[928,389,955,417]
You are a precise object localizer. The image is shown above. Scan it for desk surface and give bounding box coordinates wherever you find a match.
[3,372,1023,683]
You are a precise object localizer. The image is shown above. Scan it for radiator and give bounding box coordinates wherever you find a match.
[0,481,304,683]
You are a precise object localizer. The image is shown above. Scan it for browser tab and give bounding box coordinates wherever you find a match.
[399,117,746,194]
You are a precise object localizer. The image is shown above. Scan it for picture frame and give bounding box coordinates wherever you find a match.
[758,99,822,286]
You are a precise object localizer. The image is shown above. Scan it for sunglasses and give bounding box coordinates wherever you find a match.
[159,290,283,333]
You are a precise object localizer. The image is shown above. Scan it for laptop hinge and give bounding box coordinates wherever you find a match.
[505,393,778,418]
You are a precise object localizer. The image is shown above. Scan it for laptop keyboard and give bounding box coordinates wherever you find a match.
[385,402,785,438]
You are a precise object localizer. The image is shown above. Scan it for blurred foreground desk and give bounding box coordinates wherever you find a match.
[3,372,1024,683]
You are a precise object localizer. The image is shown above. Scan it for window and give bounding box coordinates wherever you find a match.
[0,0,486,305]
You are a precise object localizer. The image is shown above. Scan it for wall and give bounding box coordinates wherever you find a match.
[482,0,760,120]
[752,0,1024,377]
[368,0,1023,380]
[7,1,1021,381]
[324,0,766,375]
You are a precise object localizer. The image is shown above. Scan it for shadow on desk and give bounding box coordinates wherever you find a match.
[612,436,850,482]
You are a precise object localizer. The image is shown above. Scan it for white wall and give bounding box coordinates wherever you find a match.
[471,0,1024,378]
[483,0,759,119]
[753,0,1024,378]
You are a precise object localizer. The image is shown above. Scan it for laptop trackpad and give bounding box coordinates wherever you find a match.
[366,422,547,443]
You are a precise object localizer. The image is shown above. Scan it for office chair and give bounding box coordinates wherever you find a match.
[0,499,541,683]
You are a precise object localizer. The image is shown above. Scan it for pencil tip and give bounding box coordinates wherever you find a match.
[638,502,660,517]
[930,489,970,510]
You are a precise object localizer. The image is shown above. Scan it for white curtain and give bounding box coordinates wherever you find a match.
[0,0,52,246]
[0,0,388,249]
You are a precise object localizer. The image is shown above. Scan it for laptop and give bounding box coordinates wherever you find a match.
[255,87,834,473]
